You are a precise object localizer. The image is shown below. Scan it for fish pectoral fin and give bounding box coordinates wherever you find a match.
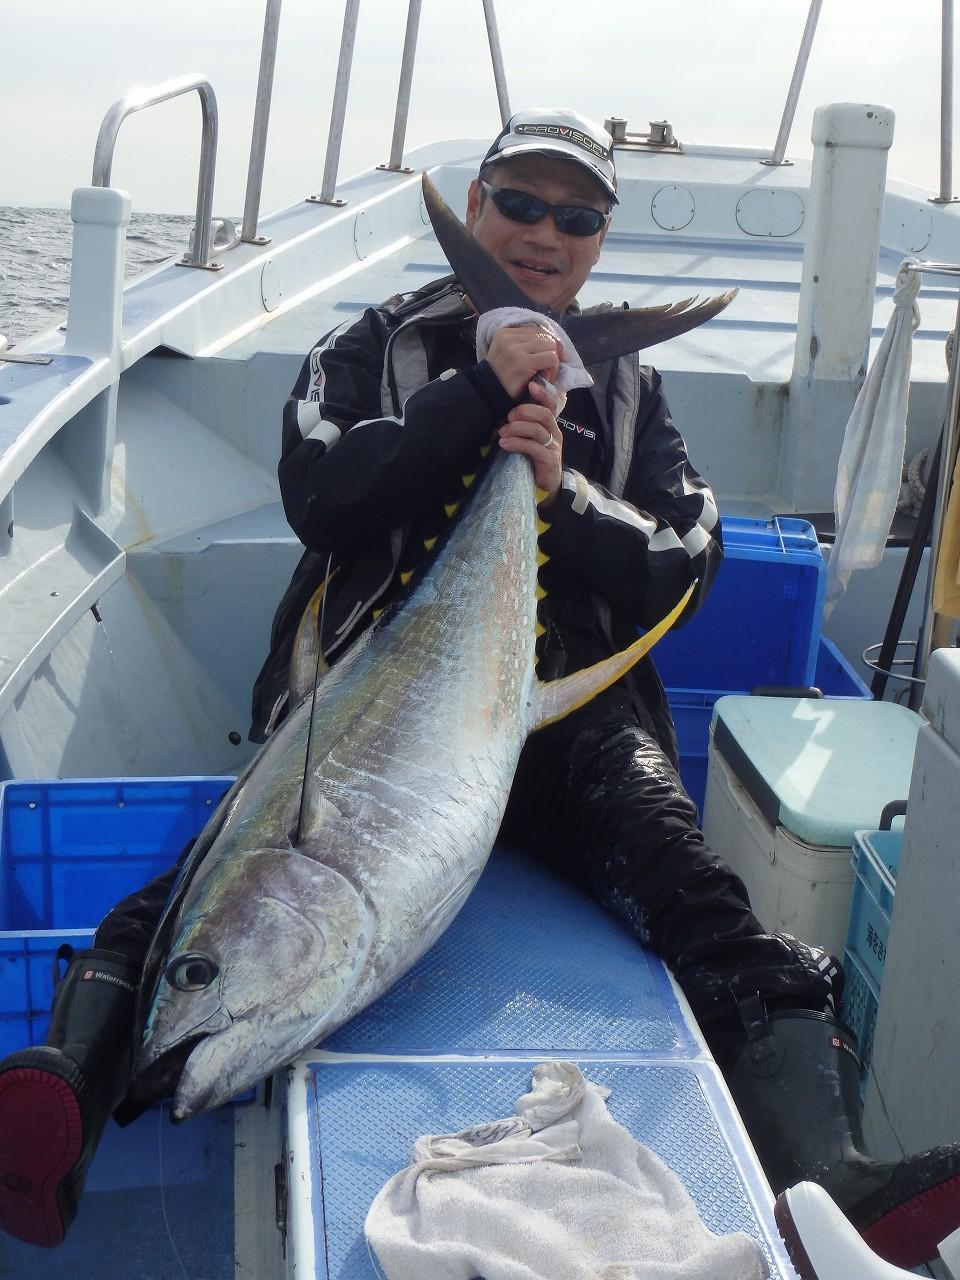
[528,583,695,732]
[422,869,483,936]
[298,788,344,836]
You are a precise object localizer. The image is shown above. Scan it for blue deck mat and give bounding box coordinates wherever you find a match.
[325,845,696,1058]
[302,1058,789,1280]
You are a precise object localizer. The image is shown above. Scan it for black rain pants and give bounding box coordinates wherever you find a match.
[499,688,838,1068]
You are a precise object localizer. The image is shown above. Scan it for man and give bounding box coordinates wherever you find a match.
[0,109,957,1267]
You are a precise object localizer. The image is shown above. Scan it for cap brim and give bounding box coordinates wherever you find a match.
[483,141,619,205]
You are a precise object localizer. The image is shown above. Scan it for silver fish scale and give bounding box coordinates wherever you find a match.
[137,452,546,1117]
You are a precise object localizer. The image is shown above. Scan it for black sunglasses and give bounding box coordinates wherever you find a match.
[480,181,610,238]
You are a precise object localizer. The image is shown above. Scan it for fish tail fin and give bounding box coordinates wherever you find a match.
[528,583,695,732]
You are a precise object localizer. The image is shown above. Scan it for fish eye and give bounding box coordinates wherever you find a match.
[165,952,220,992]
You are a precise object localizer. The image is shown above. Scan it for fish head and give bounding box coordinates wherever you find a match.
[133,847,370,1120]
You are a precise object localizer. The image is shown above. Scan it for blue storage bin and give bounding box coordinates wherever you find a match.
[843,828,901,1084]
[843,949,880,1086]
[0,776,233,1054]
[814,635,872,699]
[655,515,826,692]
[672,688,724,813]
[673,635,871,814]
[846,828,900,989]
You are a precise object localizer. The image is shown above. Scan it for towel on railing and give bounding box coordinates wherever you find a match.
[825,258,921,618]
[364,1061,765,1280]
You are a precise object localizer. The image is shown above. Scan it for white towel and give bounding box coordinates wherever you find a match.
[364,1061,766,1280]
[475,307,594,413]
[825,257,921,618]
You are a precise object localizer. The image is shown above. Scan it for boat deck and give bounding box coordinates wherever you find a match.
[0,846,796,1280]
[285,847,795,1280]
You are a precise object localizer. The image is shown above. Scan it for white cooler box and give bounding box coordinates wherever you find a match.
[702,697,922,956]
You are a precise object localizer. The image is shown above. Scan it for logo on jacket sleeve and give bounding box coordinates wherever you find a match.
[558,415,596,442]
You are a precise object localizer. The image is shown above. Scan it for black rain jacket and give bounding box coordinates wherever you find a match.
[249,277,723,757]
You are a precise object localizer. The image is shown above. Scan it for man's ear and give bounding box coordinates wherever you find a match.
[596,219,610,260]
[465,179,483,234]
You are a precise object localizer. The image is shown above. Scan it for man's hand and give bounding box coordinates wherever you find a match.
[498,379,563,504]
[485,325,563,400]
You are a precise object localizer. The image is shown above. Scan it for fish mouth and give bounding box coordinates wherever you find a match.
[170,1017,314,1121]
[126,1034,207,1117]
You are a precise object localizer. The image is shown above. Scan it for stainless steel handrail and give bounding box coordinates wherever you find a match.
[381,0,423,173]
[322,0,511,197]
[91,73,221,269]
[242,0,284,242]
[765,0,824,166]
[482,0,511,126]
[933,0,958,203]
[314,0,362,205]
[380,0,511,174]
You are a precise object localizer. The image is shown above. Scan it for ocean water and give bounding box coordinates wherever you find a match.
[0,206,194,344]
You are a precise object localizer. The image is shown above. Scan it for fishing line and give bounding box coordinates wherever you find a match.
[296,552,334,842]
[158,1099,196,1280]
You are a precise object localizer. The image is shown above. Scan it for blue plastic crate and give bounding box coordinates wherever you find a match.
[843,828,901,1085]
[843,949,879,1086]
[655,515,826,692]
[671,688,725,815]
[672,636,871,814]
[845,828,901,992]
[0,776,233,1054]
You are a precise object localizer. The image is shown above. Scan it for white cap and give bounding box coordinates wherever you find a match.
[480,107,618,205]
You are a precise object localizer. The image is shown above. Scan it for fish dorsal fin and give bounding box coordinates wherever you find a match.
[528,583,695,732]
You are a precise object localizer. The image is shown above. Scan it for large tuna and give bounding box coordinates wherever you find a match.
[132,178,732,1120]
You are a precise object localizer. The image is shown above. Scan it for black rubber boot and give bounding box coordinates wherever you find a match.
[729,1001,960,1269]
[0,946,139,1247]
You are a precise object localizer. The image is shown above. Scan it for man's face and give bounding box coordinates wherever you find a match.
[465,153,610,313]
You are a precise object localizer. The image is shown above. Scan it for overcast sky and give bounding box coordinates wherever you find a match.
[2,1,951,214]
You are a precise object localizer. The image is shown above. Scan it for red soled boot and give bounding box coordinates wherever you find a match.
[0,947,139,1247]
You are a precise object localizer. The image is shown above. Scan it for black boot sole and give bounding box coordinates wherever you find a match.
[0,1052,86,1247]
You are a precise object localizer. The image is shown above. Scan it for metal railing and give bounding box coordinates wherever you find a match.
[481,0,511,129]
[378,0,510,176]
[766,1,957,200]
[764,0,824,167]
[933,0,959,203]
[379,0,424,174]
[313,0,363,205]
[87,1,960,251]
[242,0,511,221]
[92,74,223,270]
[241,0,283,242]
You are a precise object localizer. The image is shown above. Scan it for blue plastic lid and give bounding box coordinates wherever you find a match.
[711,697,922,847]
